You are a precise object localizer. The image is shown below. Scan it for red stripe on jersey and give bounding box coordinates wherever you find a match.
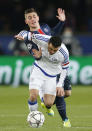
[62,62,69,66]
[38,29,45,34]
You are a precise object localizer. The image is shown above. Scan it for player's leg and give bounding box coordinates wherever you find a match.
[55,96,68,121]
[64,76,72,98]
[44,94,55,107]
[28,66,44,112]
[44,77,56,106]
[28,89,39,111]
[41,77,56,116]
[56,74,68,121]
[39,88,55,116]
[63,76,71,127]
[55,74,71,127]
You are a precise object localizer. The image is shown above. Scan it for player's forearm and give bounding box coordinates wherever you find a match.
[17,30,29,39]
[51,21,65,36]
[56,69,68,87]
[14,30,30,41]
[15,30,51,46]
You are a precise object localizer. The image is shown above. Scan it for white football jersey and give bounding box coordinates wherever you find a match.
[17,31,69,87]
[31,34,69,76]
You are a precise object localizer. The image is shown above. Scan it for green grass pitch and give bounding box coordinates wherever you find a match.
[0,85,92,131]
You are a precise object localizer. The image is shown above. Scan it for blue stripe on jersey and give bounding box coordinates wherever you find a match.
[34,62,57,77]
[59,48,69,64]
[35,35,49,42]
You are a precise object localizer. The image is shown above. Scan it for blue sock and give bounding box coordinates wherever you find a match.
[41,97,44,102]
[28,100,38,111]
[55,96,68,121]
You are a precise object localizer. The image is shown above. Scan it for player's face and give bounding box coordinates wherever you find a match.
[48,43,60,55]
[25,12,39,29]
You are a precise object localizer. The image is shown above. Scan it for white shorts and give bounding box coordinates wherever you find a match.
[29,65,56,97]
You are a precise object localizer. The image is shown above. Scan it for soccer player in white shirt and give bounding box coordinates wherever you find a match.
[15,33,69,119]
[14,8,71,127]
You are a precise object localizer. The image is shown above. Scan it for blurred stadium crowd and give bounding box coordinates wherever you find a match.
[0,0,92,55]
[0,0,92,33]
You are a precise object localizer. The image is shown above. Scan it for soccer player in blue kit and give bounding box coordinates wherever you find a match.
[15,8,71,127]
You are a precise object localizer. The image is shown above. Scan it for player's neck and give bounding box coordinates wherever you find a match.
[30,24,40,31]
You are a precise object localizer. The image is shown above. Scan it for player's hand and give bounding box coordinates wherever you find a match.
[56,87,65,97]
[32,48,42,58]
[56,8,66,22]
[14,35,24,41]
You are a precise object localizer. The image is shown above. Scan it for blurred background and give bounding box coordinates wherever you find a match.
[0,0,92,86]
[0,0,92,55]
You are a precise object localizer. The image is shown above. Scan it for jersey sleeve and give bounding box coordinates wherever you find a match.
[59,46,69,69]
[41,22,65,36]
[56,69,68,87]
[59,47,69,69]
[32,34,51,46]
[17,30,29,39]
[51,21,65,36]
[56,46,69,87]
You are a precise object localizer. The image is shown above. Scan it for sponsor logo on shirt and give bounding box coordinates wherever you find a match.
[27,44,32,50]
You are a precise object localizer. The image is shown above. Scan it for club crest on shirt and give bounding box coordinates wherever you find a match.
[49,57,58,62]
[44,28,49,33]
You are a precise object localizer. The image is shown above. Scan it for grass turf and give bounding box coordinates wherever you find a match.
[0,85,92,131]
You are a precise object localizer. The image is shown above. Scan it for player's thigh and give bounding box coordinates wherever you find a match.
[44,77,56,96]
[64,76,72,90]
[29,66,44,90]
[64,76,72,96]
[43,77,56,105]
[57,75,72,91]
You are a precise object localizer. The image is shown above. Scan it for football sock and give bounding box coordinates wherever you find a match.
[55,96,68,121]
[41,97,44,102]
[28,100,38,112]
[46,106,51,109]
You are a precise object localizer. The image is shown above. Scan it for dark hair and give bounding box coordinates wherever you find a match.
[49,36,62,48]
[24,8,38,16]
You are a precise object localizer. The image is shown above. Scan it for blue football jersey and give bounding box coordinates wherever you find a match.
[25,22,64,59]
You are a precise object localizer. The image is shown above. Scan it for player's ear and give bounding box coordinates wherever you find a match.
[25,19,27,24]
[38,16,39,22]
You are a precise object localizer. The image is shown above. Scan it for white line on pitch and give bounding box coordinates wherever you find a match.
[0,114,26,117]
[71,126,92,129]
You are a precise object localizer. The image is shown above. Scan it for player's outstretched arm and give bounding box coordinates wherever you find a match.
[14,30,30,41]
[14,35,24,41]
[15,31,51,48]
[56,8,66,22]
[51,8,66,35]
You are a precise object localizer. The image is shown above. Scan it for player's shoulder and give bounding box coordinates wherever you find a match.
[40,23,50,28]
[59,43,69,56]
[40,23,51,35]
